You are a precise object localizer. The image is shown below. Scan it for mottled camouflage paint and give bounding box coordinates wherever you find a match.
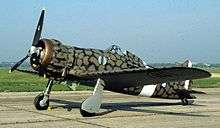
[39,39,145,80]
[151,60,194,99]
[152,81,187,99]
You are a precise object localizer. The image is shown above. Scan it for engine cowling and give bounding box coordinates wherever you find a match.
[30,39,75,79]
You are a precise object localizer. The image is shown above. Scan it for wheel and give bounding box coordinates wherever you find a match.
[80,100,96,117]
[34,93,49,110]
[181,98,189,105]
[181,98,194,105]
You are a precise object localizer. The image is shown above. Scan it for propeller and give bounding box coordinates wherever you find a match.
[9,55,29,73]
[32,9,45,46]
[9,9,45,73]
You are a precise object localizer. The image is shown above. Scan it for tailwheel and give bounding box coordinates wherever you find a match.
[34,93,49,110]
[181,98,194,105]
[181,98,189,105]
[177,89,195,105]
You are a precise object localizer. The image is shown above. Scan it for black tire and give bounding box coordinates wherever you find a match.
[34,93,49,110]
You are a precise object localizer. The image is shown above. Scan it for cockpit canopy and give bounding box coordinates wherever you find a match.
[106,44,151,69]
[106,45,125,55]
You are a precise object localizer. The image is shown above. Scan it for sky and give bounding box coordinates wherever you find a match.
[0,0,220,63]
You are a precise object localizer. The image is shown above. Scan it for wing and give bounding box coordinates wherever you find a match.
[74,67,211,87]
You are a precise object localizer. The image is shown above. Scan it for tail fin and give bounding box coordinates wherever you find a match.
[177,59,192,67]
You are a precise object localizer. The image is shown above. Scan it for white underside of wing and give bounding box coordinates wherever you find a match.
[139,84,157,97]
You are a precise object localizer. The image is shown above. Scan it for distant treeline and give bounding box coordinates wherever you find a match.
[0,62,30,68]
[149,63,220,68]
[0,61,220,68]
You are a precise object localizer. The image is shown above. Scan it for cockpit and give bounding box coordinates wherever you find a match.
[106,45,126,55]
[106,44,151,69]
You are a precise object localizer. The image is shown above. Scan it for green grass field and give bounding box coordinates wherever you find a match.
[0,68,219,92]
[0,68,93,92]
[193,68,220,88]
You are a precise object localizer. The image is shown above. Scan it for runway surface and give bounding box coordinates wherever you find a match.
[0,88,220,128]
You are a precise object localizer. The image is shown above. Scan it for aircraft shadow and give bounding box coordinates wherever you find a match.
[50,99,207,117]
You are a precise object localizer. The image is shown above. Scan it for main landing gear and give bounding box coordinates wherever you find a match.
[80,78,105,117]
[33,78,105,117]
[34,79,54,110]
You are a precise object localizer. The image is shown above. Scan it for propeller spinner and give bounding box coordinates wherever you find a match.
[9,9,45,73]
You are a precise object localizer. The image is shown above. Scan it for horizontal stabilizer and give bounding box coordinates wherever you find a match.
[189,90,207,94]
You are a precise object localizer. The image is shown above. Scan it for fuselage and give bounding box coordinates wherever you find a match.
[32,38,146,79]
[31,38,194,100]
[30,39,147,93]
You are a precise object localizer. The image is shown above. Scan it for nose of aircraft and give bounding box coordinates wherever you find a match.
[9,9,45,73]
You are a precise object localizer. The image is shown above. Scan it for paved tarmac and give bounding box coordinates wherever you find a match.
[0,88,220,128]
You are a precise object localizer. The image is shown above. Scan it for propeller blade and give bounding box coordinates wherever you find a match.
[32,9,45,46]
[9,55,29,73]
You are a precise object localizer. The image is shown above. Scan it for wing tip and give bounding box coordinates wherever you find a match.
[207,71,212,77]
[195,68,212,78]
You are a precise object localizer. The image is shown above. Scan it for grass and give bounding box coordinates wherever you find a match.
[0,68,219,92]
[193,77,220,88]
[0,68,93,92]
[192,68,220,88]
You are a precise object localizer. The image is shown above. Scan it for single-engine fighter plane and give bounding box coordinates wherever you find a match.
[10,10,211,117]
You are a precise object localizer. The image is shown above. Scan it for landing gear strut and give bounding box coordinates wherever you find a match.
[80,78,105,117]
[34,79,54,110]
